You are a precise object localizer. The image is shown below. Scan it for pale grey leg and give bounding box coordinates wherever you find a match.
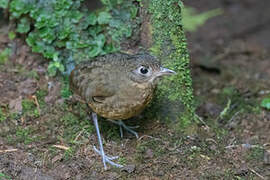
[92,112,123,169]
[108,119,139,138]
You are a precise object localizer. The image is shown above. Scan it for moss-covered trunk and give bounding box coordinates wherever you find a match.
[139,0,195,130]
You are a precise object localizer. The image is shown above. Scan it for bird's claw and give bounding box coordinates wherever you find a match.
[93,146,123,169]
[108,120,139,138]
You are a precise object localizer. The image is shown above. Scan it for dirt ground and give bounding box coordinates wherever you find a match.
[0,0,270,179]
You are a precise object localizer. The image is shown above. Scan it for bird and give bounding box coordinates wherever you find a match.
[69,52,176,169]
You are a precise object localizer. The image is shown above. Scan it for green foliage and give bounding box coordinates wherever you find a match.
[0,0,9,9]
[0,172,11,180]
[219,99,231,119]
[15,127,34,144]
[149,0,195,128]
[22,98,39,118]
[97,11,111,24]
[8,31,16,40]
[0,48,11,64]
[63,147,75,160]
[36,89,48,109]
[247,147,264,162]
[16,17,30,33]
[182,7,223,32]
[261,97,270,110]
[60,76,72,98]
[117,156,127,165]
[60,111,94,145]
[6,0,138,75]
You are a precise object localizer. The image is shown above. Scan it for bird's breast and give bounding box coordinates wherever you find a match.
[89,82,155,120]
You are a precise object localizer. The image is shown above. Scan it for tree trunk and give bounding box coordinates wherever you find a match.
[137,0,196,131]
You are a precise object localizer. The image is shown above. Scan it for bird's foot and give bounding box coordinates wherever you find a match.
[108,120,139,138]
[93,146,123,169]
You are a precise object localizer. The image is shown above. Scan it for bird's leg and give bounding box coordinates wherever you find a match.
[108,119,139,139]
[92,112,123,169]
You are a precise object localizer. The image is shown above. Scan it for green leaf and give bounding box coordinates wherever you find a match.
[88,46,101,57]
[9,0,31,18]
[261,98,270,110]
[43,46,57,59]
[95,34,105,48]
[26,32,36,47]
[100,0,110,5]
[16,17,30,33]
[55,0,73,10]
[0,48,11,64]
[39,27,56,43]
[8,31,16,40]
[182,7,223,32]
[48,61,65,76]
[58,25,71,40]
[70,10,83,23]
[97,11,111,25]
[86,13,97,26]
[130,6,138,18]
[0,172,11,180]
[0,0,9,9]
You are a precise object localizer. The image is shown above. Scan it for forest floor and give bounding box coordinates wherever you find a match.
[0,0,270,179]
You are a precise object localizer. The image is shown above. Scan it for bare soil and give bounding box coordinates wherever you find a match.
[0,0,270,179]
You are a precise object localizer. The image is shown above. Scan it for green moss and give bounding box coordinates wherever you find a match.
[0,48,11,65]
[15,127,35,144]
[148,0,195,130]
[63,147,75,161]
[60,111,94,145]
[218,86,260,124]
[22,98,40,118]
[36,89,48,109]
[247,147,264,162]
[0,172,11,180]
[26,70,39,80]
[60,76,72,99]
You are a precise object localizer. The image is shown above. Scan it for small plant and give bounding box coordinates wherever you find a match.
[0,172,11,180]
[0,48,11,64]
[8,31,16,40]
[60,111,93,145]
[247,147,264,162]
[1,0,138,76]
[182,6,223,32]
[22,98,39,118]
[118,156,127,165]
[60,76,72,99]
[63,147,75,160]
[261,97,270,110]
[36,90,48,109]
[15,127,34,144]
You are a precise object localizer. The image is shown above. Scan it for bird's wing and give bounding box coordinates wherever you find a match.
[70,61,115,104]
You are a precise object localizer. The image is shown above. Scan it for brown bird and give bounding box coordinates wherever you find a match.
[70,52,175,169]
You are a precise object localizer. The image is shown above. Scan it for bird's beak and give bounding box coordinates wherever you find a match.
[156,67,176,77]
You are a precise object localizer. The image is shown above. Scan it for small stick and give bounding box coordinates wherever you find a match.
[52,145,70,150]
[32,95,41,115]
[0,149,18,153]
[249,167,266,180]
[225,144,263,149]
[137,135,161,142]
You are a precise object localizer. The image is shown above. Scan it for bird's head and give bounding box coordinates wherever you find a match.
[127,53,176,84]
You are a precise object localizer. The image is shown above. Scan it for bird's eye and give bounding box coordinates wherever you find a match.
[140,66,149,74]
[133,65,152,79]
